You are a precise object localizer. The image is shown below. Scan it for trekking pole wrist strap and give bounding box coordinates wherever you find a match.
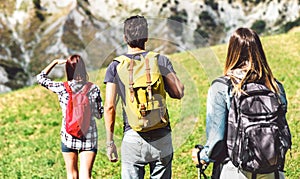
[106,140,114,148]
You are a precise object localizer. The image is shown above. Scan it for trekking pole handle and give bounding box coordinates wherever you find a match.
[195,145,204,168]
[194,144,208,179]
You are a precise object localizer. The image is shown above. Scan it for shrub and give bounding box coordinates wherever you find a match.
[251,20,266,34]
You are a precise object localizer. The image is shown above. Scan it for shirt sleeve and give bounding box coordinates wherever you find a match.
[200,81,229,163]
[157,54,176,76]
[157,54,177,94]
[36,71,65,94]
[277,81,288,110]
[104,61,119,84]
[90,85,104,119]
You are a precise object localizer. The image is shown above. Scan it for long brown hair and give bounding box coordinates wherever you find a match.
[66,54,89,82]
[224,27,279,94]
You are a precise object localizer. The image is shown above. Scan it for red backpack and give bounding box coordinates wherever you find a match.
[64,82,93,139]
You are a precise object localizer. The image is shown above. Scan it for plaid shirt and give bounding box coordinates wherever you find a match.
[37,71,103,150]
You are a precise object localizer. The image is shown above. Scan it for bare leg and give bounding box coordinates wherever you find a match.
[62,152,79,179]
[79,151,97,179]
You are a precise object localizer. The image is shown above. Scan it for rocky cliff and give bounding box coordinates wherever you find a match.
[0,0,299,93]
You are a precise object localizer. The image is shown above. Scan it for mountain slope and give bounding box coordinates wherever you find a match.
[0,0,300,93]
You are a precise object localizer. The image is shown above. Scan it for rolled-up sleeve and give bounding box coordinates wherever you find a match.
[90,86,104,119]
[277,81,287,110]
[36,71,65,94]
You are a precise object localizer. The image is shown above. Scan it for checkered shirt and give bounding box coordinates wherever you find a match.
[37,71,103,150]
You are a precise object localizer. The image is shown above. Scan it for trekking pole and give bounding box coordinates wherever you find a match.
[195,144,208,179]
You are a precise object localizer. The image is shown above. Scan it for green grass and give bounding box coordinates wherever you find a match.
[0,31,300,178]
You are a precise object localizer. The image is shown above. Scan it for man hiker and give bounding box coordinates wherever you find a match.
[103,15,184,178]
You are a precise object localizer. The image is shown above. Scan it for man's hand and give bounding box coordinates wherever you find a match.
[107,143,118,162]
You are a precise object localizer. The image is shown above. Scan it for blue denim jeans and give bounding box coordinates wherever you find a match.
[121,129,173,179]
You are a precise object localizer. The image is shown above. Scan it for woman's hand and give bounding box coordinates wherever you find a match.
[192,148,208,165]
[42,58,67,75]
[55,59,67,65]
[192,148,199,164]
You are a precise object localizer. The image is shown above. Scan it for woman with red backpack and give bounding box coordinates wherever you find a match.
[37,55,103,179]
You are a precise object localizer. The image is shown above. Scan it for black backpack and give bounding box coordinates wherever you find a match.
[214,76,292,174]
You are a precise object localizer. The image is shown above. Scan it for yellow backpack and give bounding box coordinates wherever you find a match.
[115,51,169,132]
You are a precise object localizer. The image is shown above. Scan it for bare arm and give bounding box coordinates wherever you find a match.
[104,82,117,142]
[164,72,184,99]
[104,82,118,162]
[36,59,67,93]
[42,59,67,75]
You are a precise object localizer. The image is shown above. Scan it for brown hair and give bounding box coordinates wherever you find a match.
[66,54,89,82]
[224,27,279,94]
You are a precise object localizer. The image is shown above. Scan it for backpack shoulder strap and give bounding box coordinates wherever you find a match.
[81,82,93,95]
[145,55,152,100]
[114,55,131,63]
[64,82,93,95]
[211,76,232,86]
[129,58,134,102]
[114,52,159,62]
[64,82,72,94]
[145,51,159,60]
[212,76,234,113]
[143,51,159,100]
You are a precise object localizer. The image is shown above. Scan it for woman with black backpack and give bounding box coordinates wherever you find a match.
[192,28,291,179]
[37,55,103,179]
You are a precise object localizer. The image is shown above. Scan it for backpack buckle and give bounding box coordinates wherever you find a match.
[129,82,134,103]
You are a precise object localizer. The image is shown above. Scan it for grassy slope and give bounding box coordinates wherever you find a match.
[0,31,299,178]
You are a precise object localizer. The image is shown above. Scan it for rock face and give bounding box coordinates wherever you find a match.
[0,0,299,93]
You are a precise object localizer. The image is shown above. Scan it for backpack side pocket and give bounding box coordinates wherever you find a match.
[243,123,280,173]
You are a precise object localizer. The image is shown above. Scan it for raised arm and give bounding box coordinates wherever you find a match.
[36,59,68,93]
[42,59,67,75]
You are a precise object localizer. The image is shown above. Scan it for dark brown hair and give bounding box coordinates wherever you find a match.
[66,54,88,82]
[124,15,148,50]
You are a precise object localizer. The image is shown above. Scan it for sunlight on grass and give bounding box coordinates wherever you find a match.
[0,32,299,178]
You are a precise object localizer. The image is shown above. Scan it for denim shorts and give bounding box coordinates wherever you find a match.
[61,142,97,153]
